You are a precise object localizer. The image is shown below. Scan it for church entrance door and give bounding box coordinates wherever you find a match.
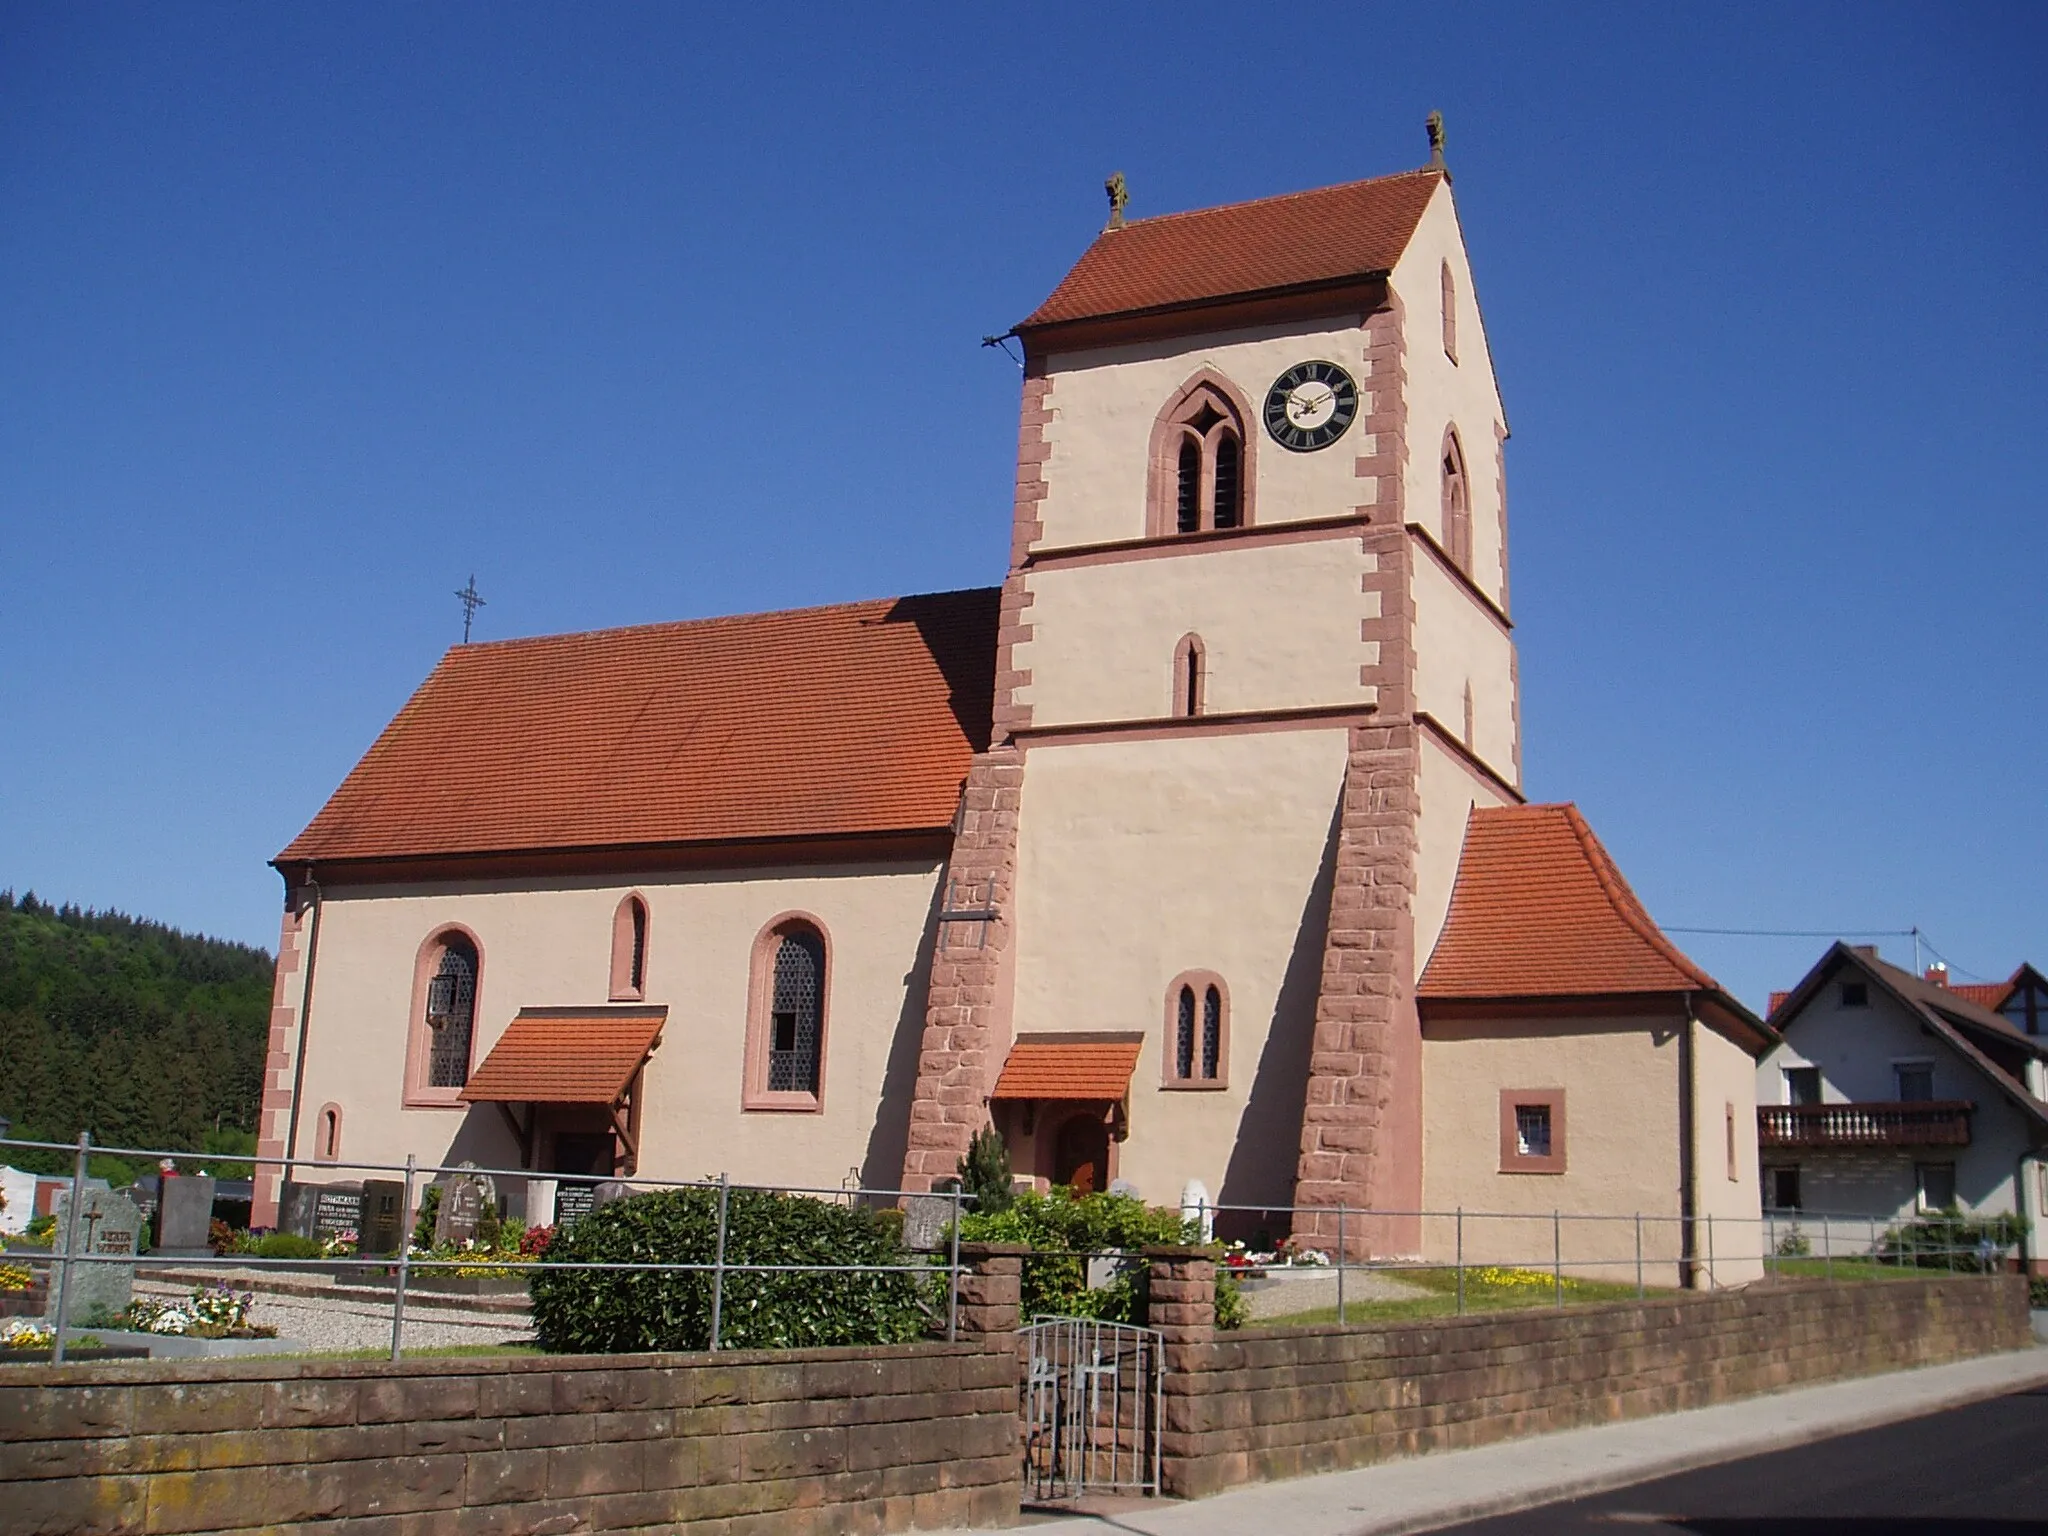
[1054,1113,1110,1194]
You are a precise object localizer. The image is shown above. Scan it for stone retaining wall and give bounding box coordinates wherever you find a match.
[1160,1273,2032,1496]
[0,1340,1019,1536]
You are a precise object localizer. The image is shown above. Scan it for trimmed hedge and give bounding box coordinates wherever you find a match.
[528,1186,936,1353]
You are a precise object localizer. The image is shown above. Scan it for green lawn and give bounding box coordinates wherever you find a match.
[1250,1265,1651,1328]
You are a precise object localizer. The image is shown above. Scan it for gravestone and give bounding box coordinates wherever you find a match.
[901,1194,955,1253]
[52,1187,142,1323]
[358,1180,407,1256]
[431,1174,488,1248]
[313,1184,363,1245]
[153,1174,216,1257]
[553,1182,596,1231]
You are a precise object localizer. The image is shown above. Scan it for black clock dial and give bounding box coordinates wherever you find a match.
[1263,360,1359,452]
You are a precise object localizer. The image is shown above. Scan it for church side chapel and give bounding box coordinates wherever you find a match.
[253,121,1771,1274]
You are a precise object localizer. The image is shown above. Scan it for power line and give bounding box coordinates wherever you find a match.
[1662,926,1915,939]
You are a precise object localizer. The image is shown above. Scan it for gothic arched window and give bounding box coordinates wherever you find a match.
[1442,427,1472,575]
[1173,633,1206,719]
[1149,375,1256,536]
[610,893,650,1000]
[745,914,831,1110]
[1163,971,1229,1088]
[423,933,478,1089]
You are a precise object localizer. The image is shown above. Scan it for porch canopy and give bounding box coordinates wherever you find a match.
[991,1034,1144,1102]
[459,1005,665,1169]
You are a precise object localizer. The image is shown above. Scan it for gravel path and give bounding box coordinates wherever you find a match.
[135,1278,534,1354]
[1239,1268,1429,1320]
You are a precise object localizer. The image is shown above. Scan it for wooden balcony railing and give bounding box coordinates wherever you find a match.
[1757,1101,1973,1149]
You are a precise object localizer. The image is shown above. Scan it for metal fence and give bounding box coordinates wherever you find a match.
[0,1132,971,1364]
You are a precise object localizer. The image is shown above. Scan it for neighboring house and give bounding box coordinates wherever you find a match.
[247,136,1756,1283]
[1417,804,1775,1286]
[1759,945,2048,1270]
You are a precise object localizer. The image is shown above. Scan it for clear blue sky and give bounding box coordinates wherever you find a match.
[3,5,2042,1011]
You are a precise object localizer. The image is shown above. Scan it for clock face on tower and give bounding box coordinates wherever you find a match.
[1263,360,1359,452]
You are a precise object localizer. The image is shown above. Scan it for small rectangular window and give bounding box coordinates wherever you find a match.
[1768,1167,1802,1211]
[1515,1104,1551,1158]
[1840,982,1869,1008]
[1784,1066,1821,1106]
[772,1010,797,1054]
[1500,1089,1565,1172]
[1895,1062,1935,1102]
[1916,1162,1956,1214]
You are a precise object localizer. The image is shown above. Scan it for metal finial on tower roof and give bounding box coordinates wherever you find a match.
[1104,171,1129,231]
[455,574,486,644]
[1426,111,1447,172]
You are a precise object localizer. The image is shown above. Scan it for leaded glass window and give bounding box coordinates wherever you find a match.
[424,936,477,1088]
[767,928,824,1094]
[1202,986,1222,1080]
[1175,986,1196,1080]
[628,900,647,993]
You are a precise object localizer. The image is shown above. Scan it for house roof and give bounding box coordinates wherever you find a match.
[991,1034,1145,1101]
[277,588,999,870]
[458,1007,666,1105]
[1770,945,2048,1139]
[1018,169,1443,333]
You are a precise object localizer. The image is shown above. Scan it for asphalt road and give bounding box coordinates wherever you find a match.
[1424,1388,2048,1535]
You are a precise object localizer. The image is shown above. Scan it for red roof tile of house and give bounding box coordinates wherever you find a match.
[991,1035,1145,1101]
[1419,804,1721,1000]
[277,589,999,867]
[1952,981,2011,1009]
[459,1008,666,1105]
[1019,170,1443,332]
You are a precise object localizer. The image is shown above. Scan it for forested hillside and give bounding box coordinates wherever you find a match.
[0,890,272,1170]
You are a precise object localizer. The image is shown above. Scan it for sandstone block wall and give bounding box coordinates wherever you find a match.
[1160,1275,2031,1497]
[0,1341,1019,1536]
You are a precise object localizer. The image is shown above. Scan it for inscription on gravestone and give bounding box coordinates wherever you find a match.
[54,1187,142,1322]
[314,1186,363,1242]
[553,1183,596,1230]
[432,1174,488,1248]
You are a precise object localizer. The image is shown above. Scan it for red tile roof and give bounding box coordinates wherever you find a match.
[278,589,998,866]
[1419,804,1722,1000]
[1019,170,1442,332]
[991,1035,1145,1101]
[1952,981,2012,1010]
[459,1008,666,1105]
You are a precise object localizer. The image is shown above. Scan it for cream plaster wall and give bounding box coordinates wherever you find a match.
[1014,538,1376,726]
[1038,318,1380,550]
[1420,1016,1689,1284]
[1389,181,1509,607]
[1692,1021,1767,1284]
[1415,737,1516,986]
[1009,728,1350,1208]
[1410,545,1517,785]
[288,861,943,1193]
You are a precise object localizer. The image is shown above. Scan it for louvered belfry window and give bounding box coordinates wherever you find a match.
[1176,439,1202,534]
[425,937,478,1088]
[1212,434,1241,529]
[768,928,825,1093]
[1176,986,1197,1080]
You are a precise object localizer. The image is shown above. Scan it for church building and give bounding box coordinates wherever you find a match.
[252,131,1771,1277]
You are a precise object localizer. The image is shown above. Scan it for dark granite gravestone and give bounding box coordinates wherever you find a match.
[153,1174,216,1257]
[431,1174,486,1248]
[553,1182,596,1230]
[313,1184,363,1243]
[53,1187,142,1322]
[358,1180,407,1256]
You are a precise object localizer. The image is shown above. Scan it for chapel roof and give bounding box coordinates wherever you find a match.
[1419,804,1764,1043]
[276,587,999,870]
[1018,168,1444,333]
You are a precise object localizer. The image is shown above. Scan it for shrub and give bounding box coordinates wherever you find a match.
[1879,1210,2027,1272]
[245,1232,323,1261]
[957,1188,1200,1324]
[528,1186,935,1353]
[1774,1226,1812,1258]
[958,1127,1013,1216]
[2028,1276,2048,1310]
[24,1214,55,1245]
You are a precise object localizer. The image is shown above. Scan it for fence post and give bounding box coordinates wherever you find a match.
[1455,1207,1465,1315]
[1552,1209,1562,1308]
[709,1172,731,1352]
[1335,1204,1346,1326]
[390,1153,415,1362]
[51,1131,90,1365]
[1705,1213,1715,1290]
[1634,1212,1644,1298]
[946,1185,961,1343]
[1824,1215,1832,1281]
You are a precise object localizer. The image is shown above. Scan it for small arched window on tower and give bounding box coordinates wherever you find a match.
[610,894,649,1001]
[1442,428,1472,575]
[1150,376,1255,536]
[1164,972,1229,1088]
[1442,260,1459,364]
[316,1103,343,1163]
[1172,633,1206,719]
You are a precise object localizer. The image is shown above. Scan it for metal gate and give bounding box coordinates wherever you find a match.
[1021,1316,1163,1501]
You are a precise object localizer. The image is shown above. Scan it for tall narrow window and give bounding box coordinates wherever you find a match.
[317,1104,343,1163]
[1173,634,1205,719]
[1442,428,1471,573]
[1212,432,1241,529]
[768,929,824,1093]
[1441,260,1459,363]
[1149,373,1256,536]
[610,894,650,1001]
[1176,439,1202,534]
[424,935,478,1088]
[1163,971,1229,1088]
